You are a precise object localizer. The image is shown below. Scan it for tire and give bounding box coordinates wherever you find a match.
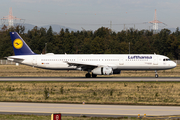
[86,73,91,78]
[155,74,158,78]
[92,74,97,78]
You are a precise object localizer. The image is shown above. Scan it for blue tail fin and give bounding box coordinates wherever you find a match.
[10,32,35,55]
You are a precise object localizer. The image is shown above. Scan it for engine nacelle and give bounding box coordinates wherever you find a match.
[92,67,113,75]
[76,67,82,71]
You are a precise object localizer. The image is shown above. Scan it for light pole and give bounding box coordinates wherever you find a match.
[45,43,47,54]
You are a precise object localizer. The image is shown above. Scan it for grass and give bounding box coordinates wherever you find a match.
[0,114,50,120]
[0,114,144,120]
[0,64,179,77]
[1,81,180,105]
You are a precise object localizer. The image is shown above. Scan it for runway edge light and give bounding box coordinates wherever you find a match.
[51,113,61,120]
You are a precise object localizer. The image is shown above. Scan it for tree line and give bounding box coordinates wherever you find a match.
[0,25,180,60]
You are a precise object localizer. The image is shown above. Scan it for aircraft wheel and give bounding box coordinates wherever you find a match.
[155,74,158,78]
[92,73,97,78]
[85,73,91,78]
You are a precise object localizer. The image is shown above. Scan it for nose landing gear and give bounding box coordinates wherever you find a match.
[155,70,158,78]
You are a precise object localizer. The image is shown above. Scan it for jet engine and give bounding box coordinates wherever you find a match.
[92,67,113,75]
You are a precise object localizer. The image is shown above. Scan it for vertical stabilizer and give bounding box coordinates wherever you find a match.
[10,32,35,55]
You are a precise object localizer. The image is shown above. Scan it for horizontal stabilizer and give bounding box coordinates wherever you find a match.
[7,57,24,62]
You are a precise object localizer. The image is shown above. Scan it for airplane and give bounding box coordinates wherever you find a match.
[7,32,177,78]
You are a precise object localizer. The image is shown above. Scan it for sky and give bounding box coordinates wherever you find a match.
[1,0,180,31]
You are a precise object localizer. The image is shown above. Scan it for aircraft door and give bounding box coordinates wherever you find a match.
[119,57,124,65]
[78,57,81,62]
[153,56,158,65]
[33,56,37,66]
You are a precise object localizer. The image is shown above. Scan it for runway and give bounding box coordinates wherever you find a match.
[0,102,180,118]
[0,77,179,82]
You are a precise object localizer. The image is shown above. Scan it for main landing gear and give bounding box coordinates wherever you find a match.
[92,73,97,78]
[85,73,91,78]
[155,70,158,78]
[85,73,97,78]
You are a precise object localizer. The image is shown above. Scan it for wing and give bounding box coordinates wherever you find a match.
[65,61,99,71]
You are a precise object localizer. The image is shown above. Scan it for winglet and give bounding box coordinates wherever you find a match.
[10,32,35,55]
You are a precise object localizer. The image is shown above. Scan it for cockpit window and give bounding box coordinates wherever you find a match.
[163,59,171,61]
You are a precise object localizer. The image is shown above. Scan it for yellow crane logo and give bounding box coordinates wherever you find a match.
[13,39,23,49]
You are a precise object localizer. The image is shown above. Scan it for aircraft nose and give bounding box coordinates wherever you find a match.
[172,61,177,68]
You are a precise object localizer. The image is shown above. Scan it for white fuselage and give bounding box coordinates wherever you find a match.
[8,54,177,71]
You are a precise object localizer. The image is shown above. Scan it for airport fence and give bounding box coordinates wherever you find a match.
[0,60,16,65]
[0,59,180,65]
[174,60,180,65]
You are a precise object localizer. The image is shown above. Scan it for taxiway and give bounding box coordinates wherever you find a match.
[0,77,179,82]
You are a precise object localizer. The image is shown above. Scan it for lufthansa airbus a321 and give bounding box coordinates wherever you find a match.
[7,32,177,78]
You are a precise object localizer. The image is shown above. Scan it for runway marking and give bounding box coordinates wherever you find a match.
[1,105,180,112]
